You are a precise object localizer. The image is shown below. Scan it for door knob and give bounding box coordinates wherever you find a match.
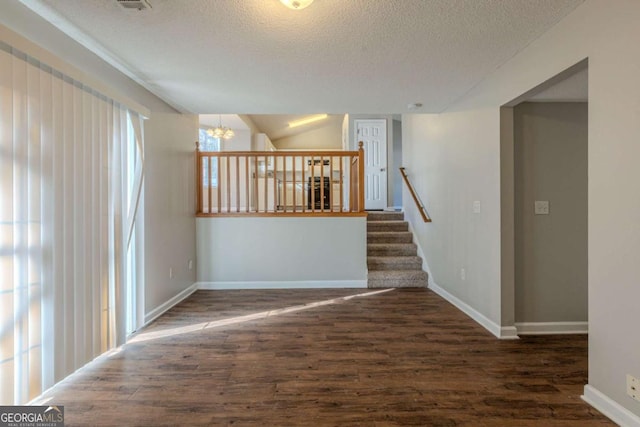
[380,168,386,172]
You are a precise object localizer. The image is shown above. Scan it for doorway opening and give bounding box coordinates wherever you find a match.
[500,59,589,336]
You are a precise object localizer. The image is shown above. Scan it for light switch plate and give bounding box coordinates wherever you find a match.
[473,201,481,214]
[534,200,550,215]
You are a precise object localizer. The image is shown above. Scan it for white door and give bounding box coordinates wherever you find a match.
[356,119,387,210]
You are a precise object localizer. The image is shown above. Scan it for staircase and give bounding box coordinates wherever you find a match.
[367,212,428,288]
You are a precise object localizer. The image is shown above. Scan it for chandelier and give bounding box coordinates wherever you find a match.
[206,115,235,140]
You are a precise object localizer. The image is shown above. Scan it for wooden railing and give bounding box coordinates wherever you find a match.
[196,142,365,216]
[399,167,432,223]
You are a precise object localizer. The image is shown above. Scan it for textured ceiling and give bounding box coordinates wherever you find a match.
[24,0,584,114]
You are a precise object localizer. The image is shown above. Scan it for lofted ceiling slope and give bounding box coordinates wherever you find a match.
[22,0,584,114]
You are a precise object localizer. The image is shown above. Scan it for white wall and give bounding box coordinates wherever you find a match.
[403,109,502,325]
[144,113,198,320]
[196,217,367,288]
[403,0,640,420]
[221,129,252,151]
[273,120,343,150]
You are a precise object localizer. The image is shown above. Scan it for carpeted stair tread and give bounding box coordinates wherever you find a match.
[367,221,409,232]
[368,270,428,288]
[367,243,417,257]
[367,231,413,244]
[367,256,423,271]
[367,212,404,222]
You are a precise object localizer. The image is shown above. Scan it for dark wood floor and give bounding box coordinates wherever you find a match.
[36,288,612,426]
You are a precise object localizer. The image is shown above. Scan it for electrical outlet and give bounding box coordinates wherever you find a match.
[460,268,466,281]
[473,200,481,214]
[188,260,193,270]
[628,374,640,402]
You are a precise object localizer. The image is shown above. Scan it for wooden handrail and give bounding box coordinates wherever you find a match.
[399,167,432,223]
[195,142,366,217]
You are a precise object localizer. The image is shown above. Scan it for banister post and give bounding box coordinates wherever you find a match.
[195,141,201,214]
[358,141,365,212]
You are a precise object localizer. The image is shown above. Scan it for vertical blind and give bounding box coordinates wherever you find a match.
[0,41,144,404]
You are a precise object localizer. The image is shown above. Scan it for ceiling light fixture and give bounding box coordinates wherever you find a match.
[288,114,328,128]
[280,0,314,10]
[206,115,235,140]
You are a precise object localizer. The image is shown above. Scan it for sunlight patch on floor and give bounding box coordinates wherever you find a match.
[128,288,395,344]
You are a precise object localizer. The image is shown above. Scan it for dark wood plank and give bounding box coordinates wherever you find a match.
[35,288,613,426]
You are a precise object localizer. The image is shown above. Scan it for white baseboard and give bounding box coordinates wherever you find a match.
[499,325,520,339]
[516,321,588,335]
[428,282,519,340]
[583,384,640,426]
[197,280,368,290]
[143,282,198,326]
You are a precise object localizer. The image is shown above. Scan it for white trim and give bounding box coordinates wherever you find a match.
[143,283,198,326]
[0,22,151,117]
[516,321,588,335]
[583,385,640,427]
[428,282,519,340]
[197,280,367,290]
[499,325,520,339]
[404,214,517,339]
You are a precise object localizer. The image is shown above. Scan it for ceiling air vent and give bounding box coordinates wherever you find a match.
[117,0,152,11]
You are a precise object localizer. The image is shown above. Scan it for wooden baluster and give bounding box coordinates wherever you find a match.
[195,141,201,214]
[329,156,334,212]
[206,154,213,215]
[236,156,240,213]
[320,155,325,212]
[283,155,287,212]
[226,156,231,213]
[310,155,315,213]
[292,155,296,212]
[263,155,268,213]
[245,156,249,213]
[254,156,258,213]
[273,156,278,212]
[339,155,344,213]
[217,156,221,213]
[302,156,306,213]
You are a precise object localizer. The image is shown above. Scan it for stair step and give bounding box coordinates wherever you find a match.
[367,231,413,244]
[368,270,428,288]
[367,221,408,232]
[367,256,423,271]
[367,243,417,257]
[367,211,404,222]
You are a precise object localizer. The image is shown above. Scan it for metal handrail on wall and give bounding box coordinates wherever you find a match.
[399,167,432,223]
